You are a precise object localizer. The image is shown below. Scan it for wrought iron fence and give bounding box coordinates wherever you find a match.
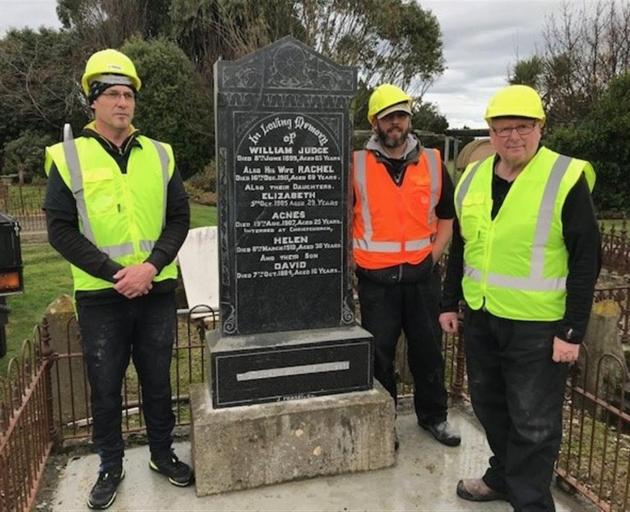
[53,310,209,443]
[594,286,630,345]
[0,183,47,233]
[556,347,630,512]
[0,329,55,512]
[0,310,208,512]
[600,220,630,274]
[1,298,629,512]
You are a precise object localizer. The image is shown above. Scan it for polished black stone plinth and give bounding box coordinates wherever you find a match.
[209,326,372,408]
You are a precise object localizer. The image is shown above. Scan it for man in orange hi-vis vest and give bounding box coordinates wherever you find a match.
[352,84,459,448]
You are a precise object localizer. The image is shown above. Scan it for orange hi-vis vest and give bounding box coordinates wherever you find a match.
[352,148,442,270]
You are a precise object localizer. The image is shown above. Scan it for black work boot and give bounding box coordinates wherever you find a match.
[419,420,461,447]
[87,467,125,509]
[149,450,194,487]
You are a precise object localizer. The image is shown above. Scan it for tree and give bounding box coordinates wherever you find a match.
[544,72,630,212]
[57,0,173,46]
[3,131,55,182]
[350,81,372,131]
[412,101,448,134]
[295,0,444,97]
[0,28,88,160]
[121,37,213,179]
[2,1,445,176]
[509,56,545,89]
[510,0,630,127]
[169,0,444,97]
[169,0,303,83]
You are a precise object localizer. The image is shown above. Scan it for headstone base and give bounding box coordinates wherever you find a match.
[190,381,395,496]
[208,325,373,408]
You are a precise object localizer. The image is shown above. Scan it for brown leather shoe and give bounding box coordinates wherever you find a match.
[456,478,507,502]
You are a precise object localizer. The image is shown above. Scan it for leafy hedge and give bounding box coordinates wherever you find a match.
[545,73,630,213]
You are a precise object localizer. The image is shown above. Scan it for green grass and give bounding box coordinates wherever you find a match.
[189,203,217,228]
[0,202,217,375]
[2,243,73,373]
[6,184,45,213]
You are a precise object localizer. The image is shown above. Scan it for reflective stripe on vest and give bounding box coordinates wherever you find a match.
[425,148,440,226]
[140,240,156,253]
[352,149,439,252]
[101,242,134,259]
[150,139,170,229]
[455,159,483,215]
[461,153,572,292]
[463,265,566,291]
[62,138,169,258]
[62,137,97,243]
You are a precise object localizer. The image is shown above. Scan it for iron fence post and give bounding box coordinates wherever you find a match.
[451,323,466,398]
[39,317,60,450]
[0,297,8,358]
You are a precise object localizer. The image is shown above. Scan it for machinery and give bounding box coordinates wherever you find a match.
[0,212,23,357]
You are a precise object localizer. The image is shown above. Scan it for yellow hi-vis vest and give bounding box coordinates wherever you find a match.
[454,146,595,321]
[44,132,178,292]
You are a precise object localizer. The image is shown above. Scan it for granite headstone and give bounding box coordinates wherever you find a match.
[211,36,373,407]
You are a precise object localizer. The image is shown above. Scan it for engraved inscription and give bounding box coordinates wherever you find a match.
[215,36,357,334]
[234,113,343,282]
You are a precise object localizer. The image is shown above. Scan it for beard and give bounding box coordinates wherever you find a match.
[375,124,411,149]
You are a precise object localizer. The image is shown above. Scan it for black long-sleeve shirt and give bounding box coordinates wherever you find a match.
[441,162,601,344]
[43,128,190,304]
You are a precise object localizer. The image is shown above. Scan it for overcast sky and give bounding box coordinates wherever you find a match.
[422,0,571,127]
[0,0,582,127]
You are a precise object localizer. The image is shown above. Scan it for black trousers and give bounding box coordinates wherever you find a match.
[77,291,177,470]
[464,308,569,512]
[357,267,448,425]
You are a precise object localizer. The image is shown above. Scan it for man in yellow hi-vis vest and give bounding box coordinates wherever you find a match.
[43,49,192,509]
[439,85,600,511]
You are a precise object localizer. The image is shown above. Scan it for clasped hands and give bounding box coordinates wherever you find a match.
[113,262,157,299]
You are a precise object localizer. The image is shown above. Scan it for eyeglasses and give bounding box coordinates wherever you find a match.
[100,91,135,102]
[492,122,537,138]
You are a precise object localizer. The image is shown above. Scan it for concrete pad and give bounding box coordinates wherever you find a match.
[51,404,593,511]
[190,383,395,495]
